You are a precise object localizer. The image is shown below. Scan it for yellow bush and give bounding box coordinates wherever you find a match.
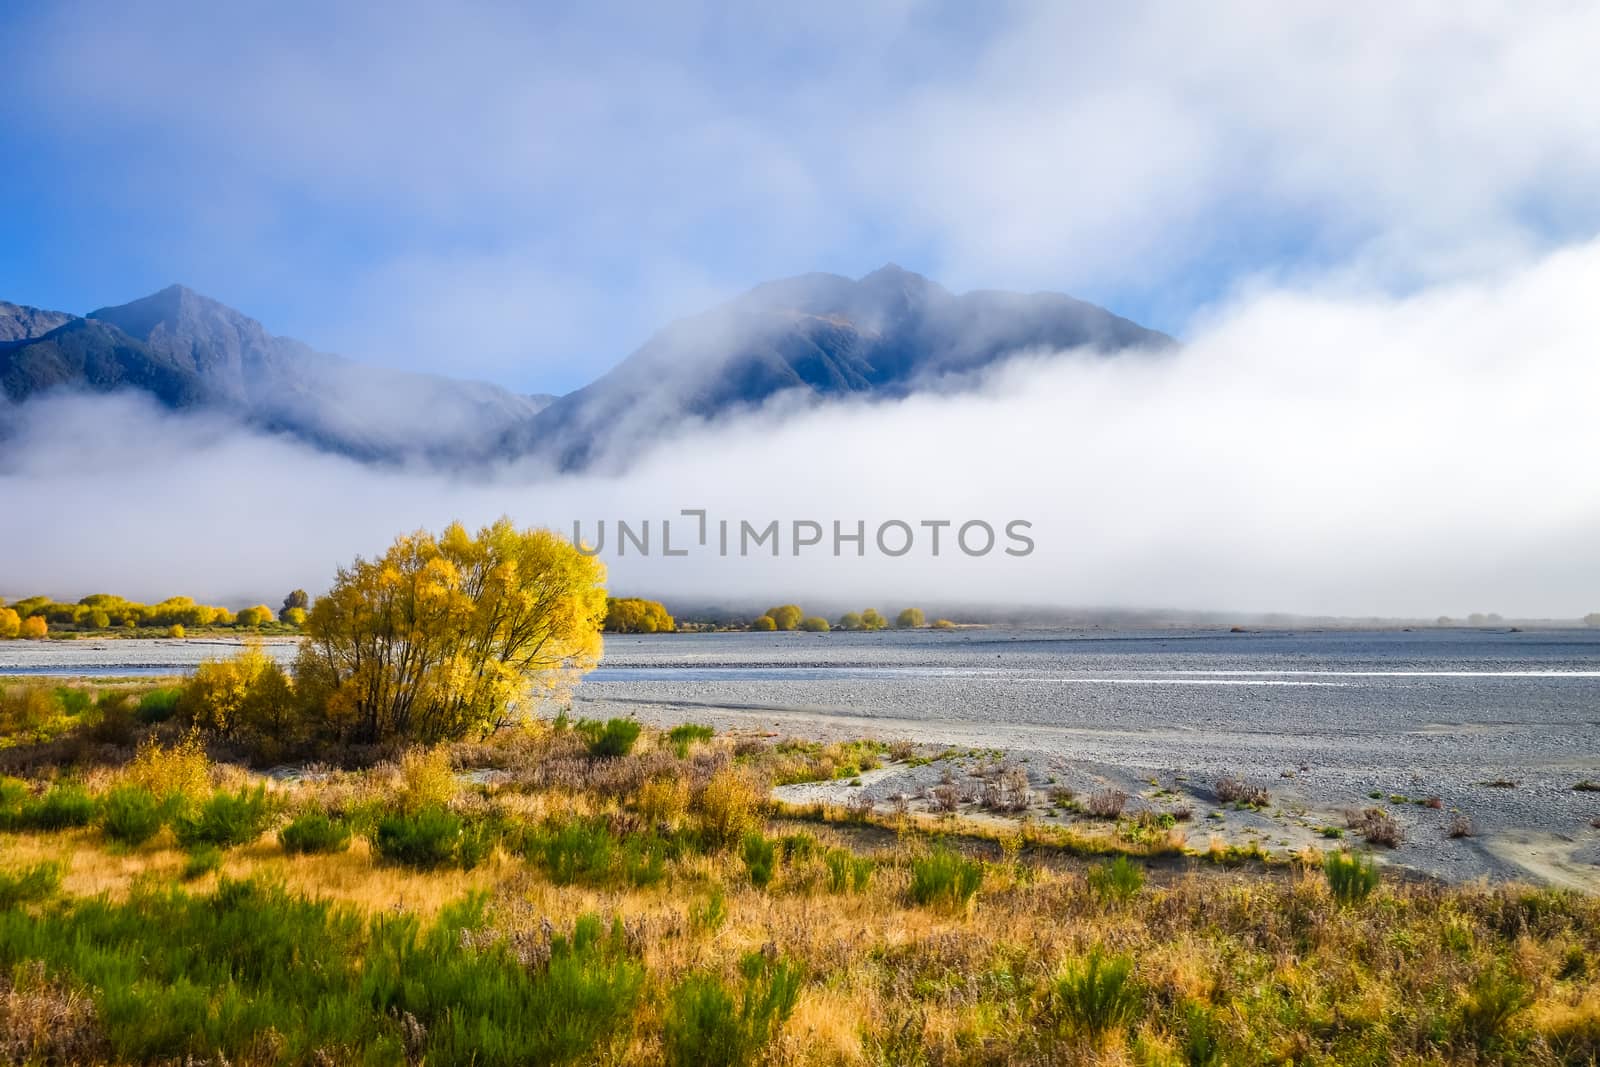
[123,732,212,800]
[19,616,47,640]
[0,607,20,639]
[180,644,294,742]
[696,768,764,846]
[636,775,690,829]
[397,747,457,812]
[168,624,186,639]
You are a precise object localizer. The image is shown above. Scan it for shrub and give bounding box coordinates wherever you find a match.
[824,848,873,893]
[279,809,352,854]
[52,686,95,717]
[697,769,763,848]
[1216,776,1270,807]
[100,785,164,846]
[799,616,830,632]
[1455,966,1531,1053]
[750,615,776,632]
[742,832,776,888]
[1350,807,1405,847]
[0,861,62,908]
[1325,850,1380,904]
[374,805,466,870]
[690,888,728,935]
[636,775,690,828]
[895,607,925,629]
[19,615,47,639]
[662,952,804,1067]
[180,645,295,745]
[837,612,863,631]
[526,818,615,885]
[666,722,715,757]
[860,609,888,630]
[182,845,223,880]
[123,733,211,801]
[167,624,186,639]
[909,846,983,911]
[134,686,182,724]
[931,618,956,629]
[582,717,642,758]
[19,784,97,830]
[174,786,275,850]
[1086,788,1128,819]
[396,746,457,811]
[1448,813,1475,838]
[1088,856,1144,901]
[1050,950,1140,1042]
[0,606,18,639]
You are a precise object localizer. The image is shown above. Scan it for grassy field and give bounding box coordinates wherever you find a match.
[2,678,1599,1065]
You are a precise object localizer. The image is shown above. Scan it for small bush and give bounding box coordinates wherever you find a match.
[742,831,776,888]
[140,689,183,728]
[1051,950,1140,1042]
[374,805,466,870]
[1325,850,1380,904]
[1455,966,1531,1053]
[1448,813,1475,838]
[100,785,164,846]
[1350,807,1405,847]
[123,733,211,801]
[636,775,690,829]
[1216,776,1270,807]
[526,818,615,885]
[824,848,873,893]
[174,786,275,850]
[18,784,97,831]
[691,888,728,935]
[909,845,983,911]
[279,809,352,854]
[666,722,715,757]
[697,769,764,847]
[182,845,223,880]
[1086,789,1127,819]
[662,952,804,1067]
[1087,856,1144,901]
[0,861,63,908]
[582,718,642,758]
[396,746,457,811]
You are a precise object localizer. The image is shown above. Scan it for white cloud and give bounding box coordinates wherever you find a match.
[4,237,1597,618]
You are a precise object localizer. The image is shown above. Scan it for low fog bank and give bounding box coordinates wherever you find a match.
[2,240,1598,619]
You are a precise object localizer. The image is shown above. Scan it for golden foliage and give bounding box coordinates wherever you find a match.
[636,775,690,829]
[18,616,47,640]
[0,608,22,640]
[395,747,458,812]
[603,597,675,633]
[696,767,764,845]
[295,519,607,744]
[121,732,212,800]
[180,644,294,743]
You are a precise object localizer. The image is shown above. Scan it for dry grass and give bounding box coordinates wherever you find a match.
[3,718,1599,1065]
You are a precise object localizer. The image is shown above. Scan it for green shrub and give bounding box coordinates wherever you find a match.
[582,718,642,758]
[0,877,643,1064]
[1087,856,1145,901]
[1051,950,1140,1042]
[1455,966,1532,1053]
[174,786,274,849]
[17,783,98,830]
[662,952,804,1067]
[1325,850,1380,905]
[909,845,983,910]
[279,809,352,855]
[691,888,728,935]
[527,818,616,885]
[742,831,777,888]
[53,686,95,717]
[667,722,715,757]
[374,805,464,869]
[100,785,165,846]
[0,861,62,908]
[824,848,873,894]
[135,686,183,724]
[182,845,223,880]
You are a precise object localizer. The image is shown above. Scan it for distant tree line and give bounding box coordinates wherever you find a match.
[747,605,953,632]
[0,590,315,639]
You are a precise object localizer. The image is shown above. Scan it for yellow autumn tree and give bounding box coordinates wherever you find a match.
[603,597,675,633]
[180,642,293,743]
[19,616,47,640]
[0,607,19,639]
[293,519,607,745]
[765,604,803,631]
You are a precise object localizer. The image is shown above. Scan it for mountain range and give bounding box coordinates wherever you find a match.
[0,266,1172,469]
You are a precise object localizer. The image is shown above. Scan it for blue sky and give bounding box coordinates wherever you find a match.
[5,1,1600,395]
